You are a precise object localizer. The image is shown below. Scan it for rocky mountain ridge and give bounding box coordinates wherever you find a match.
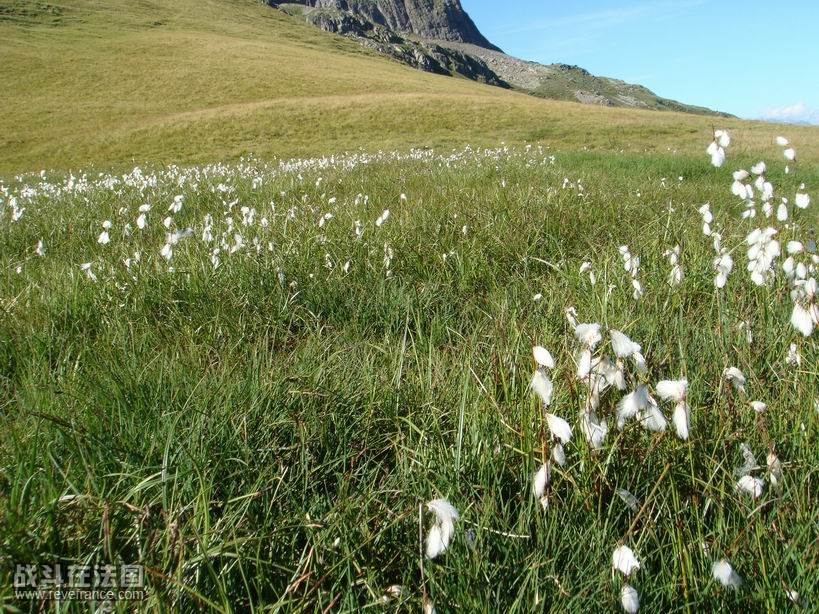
[266,0,729,116]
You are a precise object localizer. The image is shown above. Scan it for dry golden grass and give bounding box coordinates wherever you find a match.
[2,0,819,173]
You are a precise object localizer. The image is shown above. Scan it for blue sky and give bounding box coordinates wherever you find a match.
[463,0,819,123]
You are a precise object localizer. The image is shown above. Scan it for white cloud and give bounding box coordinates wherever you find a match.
[760,102,819,125]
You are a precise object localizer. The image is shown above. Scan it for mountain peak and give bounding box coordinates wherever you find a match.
[279,0,501,51]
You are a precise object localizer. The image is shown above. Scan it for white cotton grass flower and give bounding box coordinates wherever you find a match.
[386,585,403,599]
[575,323,602,349]
[618,245,642,300]
[564,306,579,330]
[617,386,646,430]
[790,302,814,337]
[664,245,683,286]
[775,136,789,147]
[713,249,733,288]
[379,584,404,604]
[97,220,112,245]
[656,379,690,440]
[579,410,608,450]
[639,396,667,432]
[533,346,555,369]
[545,412,572,444]
[655,379,687,402]
[80,262,96,282]
[786,343,801,366]
[786,241,804,255]
[621,584,640,613]
[168,194,183,213]
[619,245,639,276]
[532,462,550,499]
[612,545,641,577]
[617,385,666,432]
[531,346,557,406]
[576,348,594,380]
[35,239,45,257]
[795,186,810,209]
[425,498,459,559]
[579,261,596,284]
[749,401,767,414]
[136,204,150,229]
[596,356,626,391]
[610,330,647,373]
[746,227,780,286]
[708,144,726,168]
[767,450,782,494]
[736,474,765,499]
[783,147,796,161]
[609,329,635,358]
[736,320,753,345]
[375,209,390,227]
[777,200,789,222]
[530,370,554,407]
[552,442,566,467]
[723,367,747,394]
[731,171,750,199]
[786,589,802,606]
[699,203,714,235]
[707,130,729,167]
[712,559,742,589]
[715,129,730,148]
[631,279,643,301]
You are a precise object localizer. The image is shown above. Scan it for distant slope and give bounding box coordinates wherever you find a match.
[276,0,729,116]
[439,42,731,115]
[0,0,814,174]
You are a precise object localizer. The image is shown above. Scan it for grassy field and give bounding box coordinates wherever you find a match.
[3,0,819,175]
[1,139,817,610]
[1,1,819,612]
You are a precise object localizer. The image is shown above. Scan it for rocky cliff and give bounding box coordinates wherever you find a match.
[279,0,500,50]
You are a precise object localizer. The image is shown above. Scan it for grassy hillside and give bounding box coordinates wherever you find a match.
[2,0,819,174]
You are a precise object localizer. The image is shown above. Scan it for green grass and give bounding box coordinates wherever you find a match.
[1,144,817,610]
[2,0,819,174]
[1,1,818,610]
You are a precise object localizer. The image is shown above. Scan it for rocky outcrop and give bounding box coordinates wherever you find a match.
[283,0,500,50]
[287,5,507,86]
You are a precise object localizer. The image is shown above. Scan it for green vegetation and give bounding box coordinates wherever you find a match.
[1,145,817,610]
[1,1,818,611]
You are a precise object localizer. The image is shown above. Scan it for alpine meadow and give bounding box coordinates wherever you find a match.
[1,0,818,612]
